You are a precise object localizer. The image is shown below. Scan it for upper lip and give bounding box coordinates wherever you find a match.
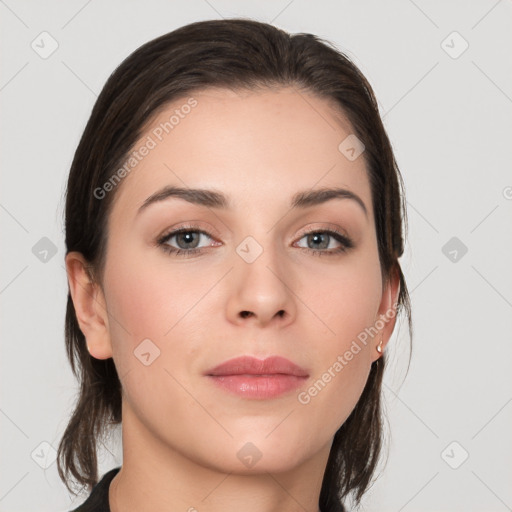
[205,355,309,377]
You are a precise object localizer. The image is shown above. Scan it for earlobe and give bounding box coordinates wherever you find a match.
[65,251,113,360]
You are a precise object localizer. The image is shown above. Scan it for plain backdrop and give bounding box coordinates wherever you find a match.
[1,1,511,511]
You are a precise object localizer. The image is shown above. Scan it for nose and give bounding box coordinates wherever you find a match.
[225,243,297,328]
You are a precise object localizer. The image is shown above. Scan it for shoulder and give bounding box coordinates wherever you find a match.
[68,467,121,512]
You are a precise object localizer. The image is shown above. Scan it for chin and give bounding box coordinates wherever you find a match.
[208,436,319,475]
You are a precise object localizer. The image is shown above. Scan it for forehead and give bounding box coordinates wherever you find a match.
[109,86,372,223]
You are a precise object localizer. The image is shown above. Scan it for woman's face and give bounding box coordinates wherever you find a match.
[83,87,397,473]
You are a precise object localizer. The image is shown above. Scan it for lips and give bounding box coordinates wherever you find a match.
[205,355,309,378]
[205,356,309,400]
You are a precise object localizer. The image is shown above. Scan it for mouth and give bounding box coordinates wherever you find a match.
[205,355,309,400]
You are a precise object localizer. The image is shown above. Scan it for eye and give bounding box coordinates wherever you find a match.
[294,228,354,256]
[156,225,218,258]
[156,224,354,258]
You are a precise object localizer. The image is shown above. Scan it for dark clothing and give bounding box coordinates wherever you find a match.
[69,467,120,512]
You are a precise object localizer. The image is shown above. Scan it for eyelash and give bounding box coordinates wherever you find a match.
[156,224,354,258]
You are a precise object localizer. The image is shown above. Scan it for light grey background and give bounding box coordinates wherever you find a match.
[1,1,511,511]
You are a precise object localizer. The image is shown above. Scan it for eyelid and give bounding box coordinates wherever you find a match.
[157,221,221,242]
[295,222,350,239]
[158,222,351,244]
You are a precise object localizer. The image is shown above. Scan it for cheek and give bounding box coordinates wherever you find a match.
[295,253,381,422]
[102,249,208,377]
[102,255,205,425]
[295,277,378,434]
[300,249,382,344]
[105,242,213,330]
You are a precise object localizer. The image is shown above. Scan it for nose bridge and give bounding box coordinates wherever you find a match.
[235,231,286,289]
[228,229,295,324]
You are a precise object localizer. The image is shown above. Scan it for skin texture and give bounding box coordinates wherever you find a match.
[66,86,400,512]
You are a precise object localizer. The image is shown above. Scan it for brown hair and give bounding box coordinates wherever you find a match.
[59,18,412,510]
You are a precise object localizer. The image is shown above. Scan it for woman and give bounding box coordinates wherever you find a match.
[60,18,412,512]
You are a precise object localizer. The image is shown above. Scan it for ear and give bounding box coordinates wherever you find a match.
[65,251,113,360]
[372,264,401,362]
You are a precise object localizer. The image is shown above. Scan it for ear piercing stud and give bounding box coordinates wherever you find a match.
[376,335,384,354]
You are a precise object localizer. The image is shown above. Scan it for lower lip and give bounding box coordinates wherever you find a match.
[207,374,308,399]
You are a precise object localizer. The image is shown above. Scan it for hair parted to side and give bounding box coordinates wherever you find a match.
[59,17,412,509]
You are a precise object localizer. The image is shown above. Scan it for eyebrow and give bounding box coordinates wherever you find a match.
[137,185,368,217]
